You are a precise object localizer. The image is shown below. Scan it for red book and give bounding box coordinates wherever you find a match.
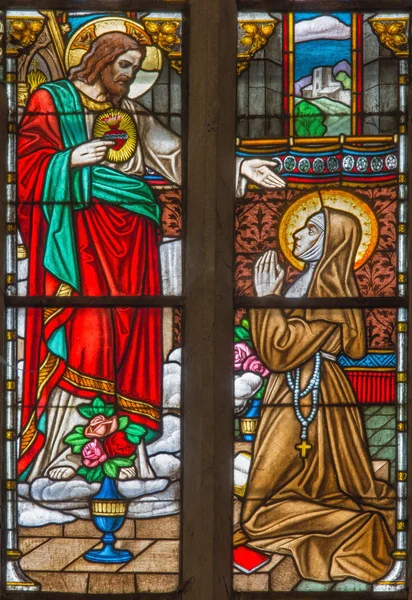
[233,545,271,574]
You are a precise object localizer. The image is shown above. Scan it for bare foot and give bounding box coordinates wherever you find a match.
[119,466,137,480]
[47,466,76,481]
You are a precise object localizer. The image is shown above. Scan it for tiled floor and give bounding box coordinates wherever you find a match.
[19,516,180,594]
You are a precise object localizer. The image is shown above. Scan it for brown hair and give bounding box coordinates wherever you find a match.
[68,32,146,85]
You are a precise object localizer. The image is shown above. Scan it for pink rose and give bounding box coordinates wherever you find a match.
[85,414,118,438]
[243,355,270,377]
[234,342,253,371]
[82,439,107,468]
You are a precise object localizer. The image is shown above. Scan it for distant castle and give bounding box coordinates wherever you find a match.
[301,66,351,106]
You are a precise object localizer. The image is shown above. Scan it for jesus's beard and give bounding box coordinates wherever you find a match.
[100,71,131,105]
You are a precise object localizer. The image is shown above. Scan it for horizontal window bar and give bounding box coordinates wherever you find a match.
[238,0,412,10]
[5,296,184,308]
[234,297,407,309]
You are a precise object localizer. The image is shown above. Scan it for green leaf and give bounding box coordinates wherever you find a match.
[111,457,134,468]
[77,466,89,478]
[118,416,129,430]
[92,397,106,415]
[78,405,95,419]
[234,325,251,341]
[103,460,119,479]
[103,405,115,417]
[88,465,104,483]
[75,425,86,435]
[72,445,84,454]
[240,319,250,330]
[125,423,147,444]
[64,432,89,447]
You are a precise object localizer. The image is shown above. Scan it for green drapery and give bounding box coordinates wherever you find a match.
[41,80,161,292]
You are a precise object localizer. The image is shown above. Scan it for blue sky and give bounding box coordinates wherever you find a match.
[294,13,352,81]
[295,13,351,25]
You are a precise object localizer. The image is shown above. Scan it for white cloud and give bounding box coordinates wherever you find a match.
[295,16,350,44]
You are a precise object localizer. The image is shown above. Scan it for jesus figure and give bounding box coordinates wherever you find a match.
[17,30,284,482]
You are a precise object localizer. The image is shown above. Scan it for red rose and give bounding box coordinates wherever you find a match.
[103,431,135,458]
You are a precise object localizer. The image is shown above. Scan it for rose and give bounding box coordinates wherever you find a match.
[243,355,270,377]
[234,342,253,371]
[103,431,135,458]
[82,439,107,468]
[85,414,118,438]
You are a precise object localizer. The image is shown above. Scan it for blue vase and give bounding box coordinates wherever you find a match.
[84,476,132,564]
[240,398,261,442]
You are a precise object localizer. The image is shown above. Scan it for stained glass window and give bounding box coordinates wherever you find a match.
[3,9,183,594]
[234,10,409,593]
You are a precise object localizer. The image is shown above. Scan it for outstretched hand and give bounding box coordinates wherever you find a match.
[71,139,115,168]
[241,158,285,189]
[254,250,285,297]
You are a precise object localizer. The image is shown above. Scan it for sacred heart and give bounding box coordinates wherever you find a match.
[93,109,137,163]
[102,114,128,151]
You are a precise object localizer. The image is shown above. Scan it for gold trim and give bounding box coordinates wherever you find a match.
[6,480,16,490]
[39,11,66,73]
[398,471,407,481]
[8,123,17,133]
[79,91,112,112]
[399,125,407,134]
[6,73,17,82]
[397,521,407,531]
[240,418,259,435]
[377,581,406,586]
[20,413,36,454]
[37,353,60,399]
[6,582,36,587]
[6,380,16,390]
[393,550,407,559]
[234,484,247,497]
[398,224,407,234]
[398,323,408,332]
[7,550,22,559]
[289,13,294,136]
[7,223,17,233]
[63,366,115,395]
[7,173,16,184]
[43,283,73,324]
[17,244,27,260]
[343,367,395,373]
[91,500,127,516]
[117,395,161,421]
[6,330,17,340]
[398,372,407,383]
[6,274,15,284]
[351,13,357,135]
[44,307,63,324]
[6,429,16,440]
[399,174,407,183]
[398,274,407,283]
[398,422,407,432]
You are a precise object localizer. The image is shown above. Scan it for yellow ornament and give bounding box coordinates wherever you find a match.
[93,109,137,163]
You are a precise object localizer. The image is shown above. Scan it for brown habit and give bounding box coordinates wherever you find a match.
[241,208,395,583]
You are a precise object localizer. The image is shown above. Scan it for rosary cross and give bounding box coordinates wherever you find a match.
[296,439,312,458]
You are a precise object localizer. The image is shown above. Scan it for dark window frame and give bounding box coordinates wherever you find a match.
[0,1,411,599]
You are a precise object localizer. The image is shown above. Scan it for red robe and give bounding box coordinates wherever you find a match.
[17,89,162,476]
